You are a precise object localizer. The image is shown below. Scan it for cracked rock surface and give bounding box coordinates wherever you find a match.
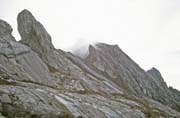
[0,9,180,118]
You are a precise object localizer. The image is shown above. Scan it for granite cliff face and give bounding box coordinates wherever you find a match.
[0,9,180,118]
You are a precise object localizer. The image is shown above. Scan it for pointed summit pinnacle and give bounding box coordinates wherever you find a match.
[17,9,55,56]
[17,9,36,38]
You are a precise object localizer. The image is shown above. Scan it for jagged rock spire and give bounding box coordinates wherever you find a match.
[17,9,73,71]
[147,67,165,82]
[0,19,30,57]
[17,9,36,38]
[17,9,55,56]
[0,19,15,42]
[0,19,12,36]
[88,44,96,54]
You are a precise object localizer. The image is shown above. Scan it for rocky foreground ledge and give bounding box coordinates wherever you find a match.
[0,9,180,118]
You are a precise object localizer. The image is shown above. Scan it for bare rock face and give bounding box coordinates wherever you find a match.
[18,9,54,52]
[0,19,13,36]
[0,19,30,57]
[85,43,180,111]
[18,9,78,72]
[86,43,156,96]
[0,10,180,118]
[147,67,180,110]
[147,67,169,91]
[0,19,15,44]
[147,67,165,82]
[0,19,54,86]
[86,43,145,95]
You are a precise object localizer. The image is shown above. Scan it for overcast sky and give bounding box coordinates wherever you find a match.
[1,0,180,90]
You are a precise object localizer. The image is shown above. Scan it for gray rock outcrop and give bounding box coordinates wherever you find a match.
[18,9,74,72]
[86,43,180,111]
[0,9,180,118]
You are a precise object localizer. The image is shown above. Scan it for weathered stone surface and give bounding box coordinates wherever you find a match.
[0,40,30,58]
[147,68,180,111]
[0,9,180,118]
[0,86,72,118]
[85,43,180,111]
[0,19,29,58]
[147,67,165,83]
[0,19,12,36]
[0,94,11,104]
[0,19,15,43]
[18,9,73,72]
[18,9,55,53]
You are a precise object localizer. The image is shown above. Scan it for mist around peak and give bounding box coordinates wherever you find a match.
[70,39,97,59]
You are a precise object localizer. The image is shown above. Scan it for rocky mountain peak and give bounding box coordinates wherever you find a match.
[86,42,139,73]
[0,19,12,37]
[17,9,36,37]
[147,67,164,82]
[17,10,77,71]
[147,67,161,75]
[0,19,15,43]
[88,44,96,54]
[88,43,119,52]
[86,43,122,60]
[17,9,54,55]
[0,10,180,118]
